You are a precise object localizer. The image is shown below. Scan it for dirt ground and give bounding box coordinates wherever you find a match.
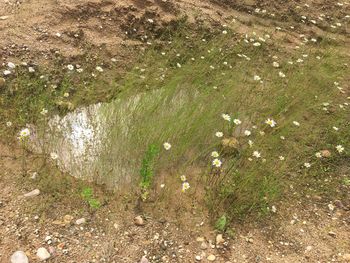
[1,0,350,262]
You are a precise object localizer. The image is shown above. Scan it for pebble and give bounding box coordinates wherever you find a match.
[216,234,224,245]
[321,150,331,158]
[195,255,201,261]
[140,256,149,263]
[75,218,86,225]
[10,251,29,263]
[134,216,145,226]
[207,254,216,261]
[23,189,40,198]
[36,247,51,260]
[200,241,208,250]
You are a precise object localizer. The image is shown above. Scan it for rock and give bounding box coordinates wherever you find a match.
[216,234,224,245]
[195,255,201,261]
[0,77,5,88]
[23,189,40,198]
[196,237,205,242]
[140,256,149,263]
[320,150,331,158]
[75,218,86,225]
[134,216,145,226]
[37,247,51,261]
[207,254,216,261]
[200,241,208,250]
[0,16,9,20]
[10,251,29,263]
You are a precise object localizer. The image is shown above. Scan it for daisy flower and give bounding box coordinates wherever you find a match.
[315,152,322,158]
[96,66,104,72]
[67,64,74,70]
[40,108,48,116]
[244,130,251,136]
[180,175,187,182]
[215,132,224,138]
[50,152,58,160]
[279,156,285,161]
[336,145,344,153]
[19,128,30,139]
[182,182,190,192]
[253,151,261,158]
[265,118,277,127]
[233,119,242,125]
[222,114,231,122]
[304,162,311,168]
[211,151,219,158]
[163,142,171,150]
[212,158,222,167]
[293,121,300,126]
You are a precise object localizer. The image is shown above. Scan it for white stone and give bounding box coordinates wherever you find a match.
[36,247,51,261]
[207,254,216,261]
[10,251,29,263]
[23,189,40,198]
[75,218,86,225]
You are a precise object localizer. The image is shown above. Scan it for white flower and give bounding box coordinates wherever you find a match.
[28,67,35,73]
[328,203,335,211]
[211,151,219,158]
[163,142,171,150]
[244,130,251,136]
[333,126,339,131]
[265,118,277,127]
[67,64,74,70]
[76,68,83,73]
[248,140,253,147]
[7,62,16,69]
[253,151,261,158]
[336,145,344,153]
[253,42,261,47]
[279,156,285,161]
[254,75,261,81]
[279,71,286,78]
[293,121,300,126]
[160,184,165,188]
[272,62,280,68]
[222,30,227,34]
[19,128,30,139]
[40,108,48,115]
[304,162,311,168]
[280,136,285,140]
[222,114,231,121]
[63,92,69,98]
[212,158,222,167]
[50,152,58,160]
[315,152,322,158]
[215,132,224,138]
[233,119,242,125]
[96,66,104,72]
[6,121,12,127]
[182,182,190,192]
[176,63,181,68]
[180,175,187,182]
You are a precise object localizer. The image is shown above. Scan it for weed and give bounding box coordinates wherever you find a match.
[140,144,160,200]
[81,187,101,209]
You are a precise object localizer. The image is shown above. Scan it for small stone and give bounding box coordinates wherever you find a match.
[75,218,86,225]
[23,189,40,198]
[320,150,331,158]
[37,247,51,261]
[10,251,29,263]
[200,241,208,250]
[196,237,205,242]
[134,216,145,226]
[216,234,224,245]
[0,16,9,20]
[207,254,216,261]
[195,255,201,261]
[140,256,149,263]
[328,231,336,237]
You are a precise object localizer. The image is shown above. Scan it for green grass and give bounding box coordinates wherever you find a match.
[1,24,349,223]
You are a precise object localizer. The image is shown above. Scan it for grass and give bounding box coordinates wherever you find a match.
[1,24,349,224]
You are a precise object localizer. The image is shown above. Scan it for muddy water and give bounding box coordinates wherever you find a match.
[33,89,196,190]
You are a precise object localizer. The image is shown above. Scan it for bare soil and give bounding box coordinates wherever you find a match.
[1,0,350,262]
